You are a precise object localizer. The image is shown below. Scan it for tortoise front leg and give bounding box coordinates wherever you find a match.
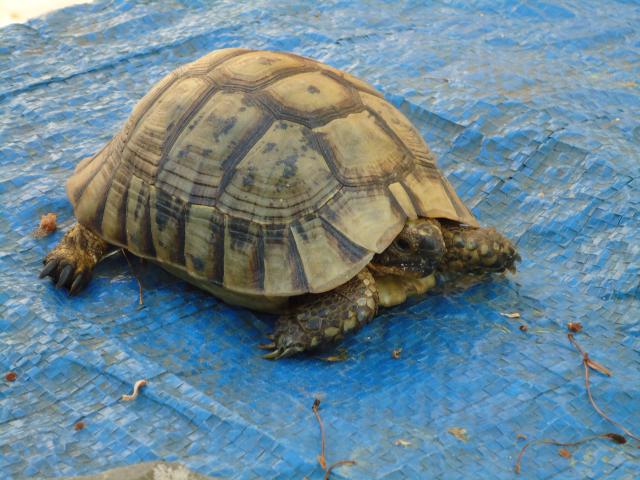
[262,269,379,359]
[40,223,110,294]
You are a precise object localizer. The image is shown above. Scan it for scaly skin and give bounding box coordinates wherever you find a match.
[438,221,520,274]
[262,270,379,359]
[40,223,110,294]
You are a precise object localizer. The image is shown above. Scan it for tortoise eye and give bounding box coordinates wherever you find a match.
[394,238,411,252]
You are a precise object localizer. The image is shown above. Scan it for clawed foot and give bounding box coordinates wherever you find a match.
[40,255,91,294]
[39,223,109,295]
[259,323,310,360]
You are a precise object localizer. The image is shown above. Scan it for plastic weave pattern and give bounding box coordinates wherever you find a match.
[0,1,639,478]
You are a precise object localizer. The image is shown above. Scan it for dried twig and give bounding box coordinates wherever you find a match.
[121,249,143,305]
[567,334,640,442]
[515,433,626,474]
[121,379,147,401]
[323,460,357,480]
[312,399,327,470]
[312,398,356,479]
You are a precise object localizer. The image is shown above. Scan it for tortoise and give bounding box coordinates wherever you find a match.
[40,48,520,359]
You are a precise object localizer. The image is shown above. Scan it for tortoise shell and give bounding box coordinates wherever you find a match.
[67,48,478,297]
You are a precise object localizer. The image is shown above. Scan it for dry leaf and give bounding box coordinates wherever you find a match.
[316,454,327,470]
[394,439,411,447]
[121,379,147,401]
[74,421,85,431]
[567,322,583,333]
[448,427,468,442]
[516,433,527,441]
[519,325,528,332]
[5,371,17,382]
[558,448,571,458]
[34,213,57,237]
[586,357,612,377]
[392,348,402,359]
[500,312,521,319]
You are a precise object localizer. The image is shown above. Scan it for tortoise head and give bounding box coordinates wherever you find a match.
[370,218,445,278]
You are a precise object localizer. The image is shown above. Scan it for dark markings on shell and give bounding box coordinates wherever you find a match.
[209,212,226,284]
[241,166,256,187]
[132,183,156,259]
[364,106,416,170]
[262,142,277,153]
[311,130,365,188]
[99,165,132,246]
[307,85,320,94]
[113,171,131,246]
[154,189,186,266]
[190,255,205,272]
[119,68,187,153]
[440,175,473,222]
[416,160,441,179]
[214,116,275,201]
[254,228,266,291]
[225,216,264,290]
[214,115,237,142]
[399,180,425,218]
[154,81,220,181]
[318,215,370,264]
[277,153,298,178]
[383,185,409,220]
[287,227,309,292]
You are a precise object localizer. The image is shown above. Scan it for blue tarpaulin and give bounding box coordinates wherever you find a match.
[1,1,639,478]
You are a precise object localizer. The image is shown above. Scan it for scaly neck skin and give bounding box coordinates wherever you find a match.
[372,271,436,308]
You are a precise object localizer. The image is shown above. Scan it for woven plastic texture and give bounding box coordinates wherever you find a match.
[1,1,639,478]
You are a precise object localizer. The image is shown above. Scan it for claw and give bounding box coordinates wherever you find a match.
[40,260,58,278]
[262,346,302,360]
[69,271,89,295]
[262,348,285,360]
[57,264,74,288]
[258,342,276,350]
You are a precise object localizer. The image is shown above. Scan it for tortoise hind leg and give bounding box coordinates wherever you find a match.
[438,220,520,275]
[40,223,110,294]
[262,270,379,359]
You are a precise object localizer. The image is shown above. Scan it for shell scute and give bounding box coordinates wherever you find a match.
[217,120,339,222]
[315,110,410,185]
[261,71,362,127]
